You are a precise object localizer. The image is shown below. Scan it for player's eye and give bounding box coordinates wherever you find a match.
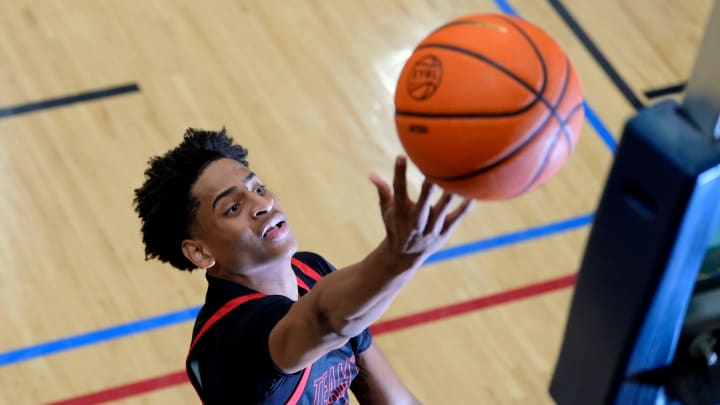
[225,203,240,215]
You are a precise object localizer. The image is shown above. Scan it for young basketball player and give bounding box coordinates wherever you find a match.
[133,128,474,404]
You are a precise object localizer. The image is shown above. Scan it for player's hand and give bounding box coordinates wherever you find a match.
[369,156,474,271]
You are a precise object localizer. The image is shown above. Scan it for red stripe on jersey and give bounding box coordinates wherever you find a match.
[285,365,313,405]
[188,292,266,353]
[295,275,311,293]
[291,257,323,281]
[186,292,266,401]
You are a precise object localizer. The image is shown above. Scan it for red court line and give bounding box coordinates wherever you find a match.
[45,273,577,405]
[370,273,577,335]
[46,371,188,405]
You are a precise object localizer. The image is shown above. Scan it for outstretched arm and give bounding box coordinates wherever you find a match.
[269,156,474,373]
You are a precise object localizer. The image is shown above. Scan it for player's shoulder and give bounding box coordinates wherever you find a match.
[293,251,337,276]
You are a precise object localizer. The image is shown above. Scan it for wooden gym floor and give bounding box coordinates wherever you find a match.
[0,0,713,403]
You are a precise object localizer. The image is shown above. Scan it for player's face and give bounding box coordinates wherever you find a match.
[188,158,297,272]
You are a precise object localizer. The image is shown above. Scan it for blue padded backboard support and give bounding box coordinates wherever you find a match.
[549,100,720,404]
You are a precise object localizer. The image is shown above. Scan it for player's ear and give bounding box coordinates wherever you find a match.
[182,239,216,270]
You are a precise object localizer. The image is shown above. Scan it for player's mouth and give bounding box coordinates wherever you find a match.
[262,215,289,240]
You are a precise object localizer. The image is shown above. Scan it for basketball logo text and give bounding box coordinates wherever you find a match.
[408,124,428,134]
[407,55,443,101]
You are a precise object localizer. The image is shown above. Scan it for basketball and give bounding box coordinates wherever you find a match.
[395,14,584,200]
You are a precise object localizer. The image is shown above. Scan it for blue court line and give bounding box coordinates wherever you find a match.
[494,0,520,16]
[0,307,200,367]
[493,0,618,154]
[426,213,593,264]
[584,101,617,153]
[0,213,594,367]
[0,83,140,119]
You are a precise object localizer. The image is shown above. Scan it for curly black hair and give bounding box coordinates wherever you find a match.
[133,128,249,271]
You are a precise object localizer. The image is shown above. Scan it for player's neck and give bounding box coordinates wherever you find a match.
[210,261,299,300]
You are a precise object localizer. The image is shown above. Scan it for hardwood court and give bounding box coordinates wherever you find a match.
[0,0,712,403]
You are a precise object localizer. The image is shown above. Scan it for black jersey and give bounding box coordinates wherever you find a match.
[186,252,373,404]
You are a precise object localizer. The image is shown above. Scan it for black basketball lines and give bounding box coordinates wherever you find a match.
[397,15,582,191]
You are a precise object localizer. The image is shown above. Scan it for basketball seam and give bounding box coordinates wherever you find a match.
[427,54,570,181]
[500,17,576,152]
[395,107,532,119]
[558,62,576,149]
[497,16,548,101]
[513,102,584,197]
[398,43,543,118]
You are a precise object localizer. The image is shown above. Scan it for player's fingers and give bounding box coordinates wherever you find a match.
[392,156,410,206]
[431,193,460,234]
[423,191,452,235]
[415,179,437,231]
[441,198,475,235]
[369,174,393,211]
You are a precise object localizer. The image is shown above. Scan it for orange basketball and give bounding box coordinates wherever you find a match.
[395,14,584,200]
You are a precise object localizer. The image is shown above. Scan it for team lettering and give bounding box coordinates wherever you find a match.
[312,357,357,404]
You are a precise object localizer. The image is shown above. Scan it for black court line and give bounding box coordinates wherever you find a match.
[0,83,140,119]
[547,0,645,111]
[644,82,686,99]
